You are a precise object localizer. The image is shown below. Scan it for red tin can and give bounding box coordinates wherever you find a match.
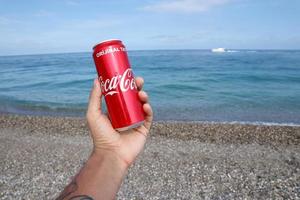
[92,39,145,131]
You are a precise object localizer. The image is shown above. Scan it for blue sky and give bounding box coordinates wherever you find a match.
[0,0,299,55]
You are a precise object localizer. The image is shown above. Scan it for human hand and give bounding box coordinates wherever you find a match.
[86,77,153,168]
[56,77,152,200]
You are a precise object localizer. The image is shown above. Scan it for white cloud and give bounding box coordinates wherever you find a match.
[63,18,121,30]
[34,10,55,17]
[0,16,20,25]
[143,0,234,13]
[148,30,215,43]
[65,0,80,6]
[148,34,182,42]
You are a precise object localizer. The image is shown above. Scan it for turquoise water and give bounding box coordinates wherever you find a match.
[0,50,300,124]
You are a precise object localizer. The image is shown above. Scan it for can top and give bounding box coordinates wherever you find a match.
[93,39,122,50]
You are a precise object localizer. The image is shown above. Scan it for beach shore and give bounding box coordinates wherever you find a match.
[0,114,299,199]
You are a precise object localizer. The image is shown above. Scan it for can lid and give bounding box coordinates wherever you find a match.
[93,39,122,50]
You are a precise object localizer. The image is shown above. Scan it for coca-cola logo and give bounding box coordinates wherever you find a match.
[99,68,137,97]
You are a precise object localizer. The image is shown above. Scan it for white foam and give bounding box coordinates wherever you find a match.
[226,50,239,53]
[221,121,300,127]
[157,120,300,127]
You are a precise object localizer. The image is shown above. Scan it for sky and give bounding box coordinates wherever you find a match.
[0,0,300,55]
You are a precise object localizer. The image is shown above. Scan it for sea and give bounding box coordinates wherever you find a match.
[0,50,300,125]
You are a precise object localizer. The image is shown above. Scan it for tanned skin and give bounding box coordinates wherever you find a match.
[56,77,153,200]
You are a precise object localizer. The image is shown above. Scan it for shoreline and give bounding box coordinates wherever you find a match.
[1,113,299,146]
[156,120,300,127]
[1,112,300,127]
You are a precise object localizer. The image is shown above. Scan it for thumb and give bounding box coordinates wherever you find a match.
[87,78,102,118]
[86,79,117,141]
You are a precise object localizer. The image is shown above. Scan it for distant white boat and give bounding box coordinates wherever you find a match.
[211,48,225,53]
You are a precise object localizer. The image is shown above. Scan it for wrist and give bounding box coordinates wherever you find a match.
[90,149,129,173]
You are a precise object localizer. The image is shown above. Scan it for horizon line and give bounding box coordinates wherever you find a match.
[1,48,300,57]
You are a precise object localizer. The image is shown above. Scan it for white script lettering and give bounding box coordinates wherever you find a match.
[99,68,137,96]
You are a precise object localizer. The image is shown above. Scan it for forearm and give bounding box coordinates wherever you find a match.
[56,151,128,200]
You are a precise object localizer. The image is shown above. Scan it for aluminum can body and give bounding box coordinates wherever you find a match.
[92,39,144,131]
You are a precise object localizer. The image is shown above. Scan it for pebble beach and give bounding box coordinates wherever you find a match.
[0,114,299,199]
[1,1,300,199]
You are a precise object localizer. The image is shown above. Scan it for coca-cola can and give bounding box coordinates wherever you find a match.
[92,39,145,131]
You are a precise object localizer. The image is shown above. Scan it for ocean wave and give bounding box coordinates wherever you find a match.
[1,50,300,123]
[0,95,87,116]
[226,50,239,53]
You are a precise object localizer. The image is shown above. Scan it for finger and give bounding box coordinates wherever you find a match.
[138,91,149,103]
[143,103,153,130]
[87,78,102,117]
[135,77,144,91]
